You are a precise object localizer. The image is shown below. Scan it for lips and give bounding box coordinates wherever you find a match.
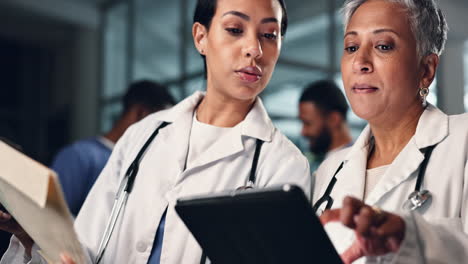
[236,66,262,83]
[352,84,379,94]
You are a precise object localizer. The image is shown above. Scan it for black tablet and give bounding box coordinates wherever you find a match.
[175,184,343,264]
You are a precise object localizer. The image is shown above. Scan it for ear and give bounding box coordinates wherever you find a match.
[419,53,439,89]
[192,22,208,56]
[326,111,342,129]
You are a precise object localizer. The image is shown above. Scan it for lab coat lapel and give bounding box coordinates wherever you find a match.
[155,92,204,174]
[365,104,449,206]
[187,128,244,170]
[332,126,370,205]
[157,116,192,173]
[365,139,424,205]
[184,96,274,171]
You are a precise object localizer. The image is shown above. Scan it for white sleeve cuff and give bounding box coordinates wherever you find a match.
[0,236,47,264]
[392,212,425,264]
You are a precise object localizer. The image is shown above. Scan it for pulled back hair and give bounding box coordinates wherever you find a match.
[193,0,288,78]
[194,0,288,37]
[342,0,448,58]
[300,80,349,121]
[123,80,175,113]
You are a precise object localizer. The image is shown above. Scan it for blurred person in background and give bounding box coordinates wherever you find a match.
[314,0,468,263]
[51,80,175,216]
[299,80,353,172]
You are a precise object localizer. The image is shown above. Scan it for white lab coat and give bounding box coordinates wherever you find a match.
[313,104,468,264]
[1,91,311,264]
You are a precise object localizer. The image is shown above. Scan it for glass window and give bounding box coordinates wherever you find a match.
[428,77,438,107]
[465,40,468,112]
[102,2,129,99]
[280,0,330,67]
[334,9,344,70]
[168,75,206,102]
[185,76,206,95]
[186,0,205,75]
[100,102,122,133]
[100,0,374,146]
[133,0,181,81]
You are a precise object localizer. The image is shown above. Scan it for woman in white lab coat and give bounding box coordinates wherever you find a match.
[313,0,468,263]
[0,0,311,263]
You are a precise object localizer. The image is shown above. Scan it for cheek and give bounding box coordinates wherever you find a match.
[261,46,280,73]
[340,58,352,84]
[378,59,419,96]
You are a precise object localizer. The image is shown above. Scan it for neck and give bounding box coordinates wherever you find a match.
[196,92,255,127]
[329,123,352,152]
[367,104,424,168]
[103,115,133,143]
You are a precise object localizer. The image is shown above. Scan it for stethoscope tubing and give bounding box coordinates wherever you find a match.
[94,121,264,264]
[313,144,436,214]
[94,122,169,264]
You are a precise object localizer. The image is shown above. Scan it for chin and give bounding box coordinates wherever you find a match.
[349,102,382,122]
[234,85,264,101]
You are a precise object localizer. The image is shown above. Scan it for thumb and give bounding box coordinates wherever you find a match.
[59,253,75,264]
[319,209,341,225]
[341,240,364,264]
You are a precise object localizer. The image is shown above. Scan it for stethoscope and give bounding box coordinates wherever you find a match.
[95,122,264,264]
[312,144,436,215]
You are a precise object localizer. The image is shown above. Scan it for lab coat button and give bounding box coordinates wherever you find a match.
[136,241,147,252]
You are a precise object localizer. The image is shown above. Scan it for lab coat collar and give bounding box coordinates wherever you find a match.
[151,91,274,174]
[240,96,275,143]
[155,91,274,142]
[342,103,448,163]
[336,104,449,205]
[413,104,449,149]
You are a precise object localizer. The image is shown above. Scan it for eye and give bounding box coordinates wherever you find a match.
[263,33,278,40]
[225,28,243,35]
[376,44,393,51]
[344,45,358,53]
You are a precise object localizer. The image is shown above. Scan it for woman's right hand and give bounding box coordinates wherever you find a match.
[320,197,405,264]
[58,253,76,264]
[0,209,34,256]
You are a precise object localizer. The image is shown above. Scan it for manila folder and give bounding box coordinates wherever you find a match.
[0,141,86,263]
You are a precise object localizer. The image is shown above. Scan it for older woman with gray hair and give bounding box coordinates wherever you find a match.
[313,0,468,263]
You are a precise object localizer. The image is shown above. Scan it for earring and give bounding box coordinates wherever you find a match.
[419,87,429,107]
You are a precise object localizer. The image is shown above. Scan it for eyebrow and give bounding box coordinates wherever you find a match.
[344,28,400,38]
[373,28,399,36]
[222,11,279,24]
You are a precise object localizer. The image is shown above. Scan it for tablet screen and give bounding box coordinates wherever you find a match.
[175,184,343,264]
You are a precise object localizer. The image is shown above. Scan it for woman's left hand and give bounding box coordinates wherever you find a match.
[320,196,406,264]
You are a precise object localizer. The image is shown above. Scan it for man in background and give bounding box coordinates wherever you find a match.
[299,80,352,171]
[51,80,175,216]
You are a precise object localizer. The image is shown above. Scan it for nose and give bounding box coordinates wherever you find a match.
[352,47,373,73]
[244,34,263,59]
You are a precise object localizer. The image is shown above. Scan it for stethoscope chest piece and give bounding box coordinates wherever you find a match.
[402,189,432,211]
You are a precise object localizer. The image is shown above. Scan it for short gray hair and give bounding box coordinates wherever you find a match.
[342,0,448,57]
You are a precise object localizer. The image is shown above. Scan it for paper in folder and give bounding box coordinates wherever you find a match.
[0,140,86,263]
